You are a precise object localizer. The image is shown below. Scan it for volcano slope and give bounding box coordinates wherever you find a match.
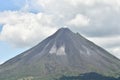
[0,28,120,80]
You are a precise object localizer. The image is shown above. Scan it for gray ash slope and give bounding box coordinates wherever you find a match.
[0,28,120,79]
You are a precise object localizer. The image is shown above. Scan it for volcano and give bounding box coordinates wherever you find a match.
[0,28,120,80]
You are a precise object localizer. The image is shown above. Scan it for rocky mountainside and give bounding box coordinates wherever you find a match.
[0,28,120,80]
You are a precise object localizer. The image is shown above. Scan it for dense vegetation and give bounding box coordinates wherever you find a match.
[1,72,119,80]
[57,72,120,80]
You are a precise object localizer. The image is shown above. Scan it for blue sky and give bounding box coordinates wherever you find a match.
[0,0,25,11]
[0,41,26,62]
[0,26,2,32]
[0,0,120,64]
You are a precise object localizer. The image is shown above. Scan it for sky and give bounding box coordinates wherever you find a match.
[0,0,120,64]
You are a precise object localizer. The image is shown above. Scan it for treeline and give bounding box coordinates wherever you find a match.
[56,72,120,80]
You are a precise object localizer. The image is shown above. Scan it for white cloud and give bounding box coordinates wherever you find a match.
[0,0,120,59]
[66,0,120,9]
[65,0,96,6]
[88,36,120,48]
[67,14,90,27]
[0,11,58,47]
[0,61,4,65]
[88,36,120,59]
[110,47,120,59]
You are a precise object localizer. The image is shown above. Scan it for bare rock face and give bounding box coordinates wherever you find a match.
[0,28,120,80]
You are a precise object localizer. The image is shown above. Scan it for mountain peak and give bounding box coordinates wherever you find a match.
[52,28,75,40]
[58,27,71,31]
[0,27,120,79]
[56,28,73,34]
